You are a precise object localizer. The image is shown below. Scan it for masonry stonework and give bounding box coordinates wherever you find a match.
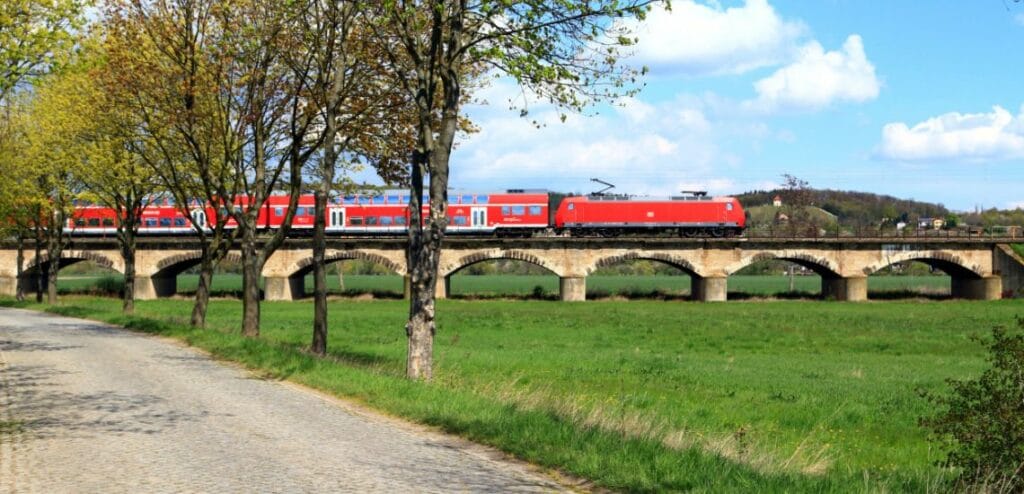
[0,238,1019,302]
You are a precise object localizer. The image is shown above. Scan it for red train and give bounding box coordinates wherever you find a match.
[69,188,745,237]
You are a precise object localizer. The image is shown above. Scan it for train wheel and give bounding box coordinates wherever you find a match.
[710,227,725,237]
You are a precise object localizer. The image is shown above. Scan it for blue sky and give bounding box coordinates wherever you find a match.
[429,1,1024,211]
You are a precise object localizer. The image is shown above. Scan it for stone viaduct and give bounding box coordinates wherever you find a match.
[1,237,1022,302]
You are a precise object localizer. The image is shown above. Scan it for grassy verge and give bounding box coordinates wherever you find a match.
[4,296,1016,491]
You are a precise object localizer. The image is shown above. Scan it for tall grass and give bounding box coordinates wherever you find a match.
[6,295,1018,491]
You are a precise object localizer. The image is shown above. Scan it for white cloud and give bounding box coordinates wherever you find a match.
[877,105,1024,162]
[1008,201,1024,210]
[450,91,760,197]
[748,35,880,111]
[630,0,806,76]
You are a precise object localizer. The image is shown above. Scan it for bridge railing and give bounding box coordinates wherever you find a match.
[743,224,1024,240]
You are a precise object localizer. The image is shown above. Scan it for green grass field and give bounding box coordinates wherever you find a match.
[57,273,952,299]
[7,293,1020,491]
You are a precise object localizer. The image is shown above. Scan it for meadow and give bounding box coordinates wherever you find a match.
[7,292,1020,492]
[57,273,952,299]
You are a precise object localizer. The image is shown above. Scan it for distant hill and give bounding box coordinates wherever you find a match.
[745,204,837,227]
[737,189,950,226]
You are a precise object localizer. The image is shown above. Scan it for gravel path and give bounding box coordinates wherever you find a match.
[0,308,568,493]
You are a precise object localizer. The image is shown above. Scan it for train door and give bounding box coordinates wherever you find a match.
[470,207,487,230]
[329,207,345,230]
[190,209,207,228]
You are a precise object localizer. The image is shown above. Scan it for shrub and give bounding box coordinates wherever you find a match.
[94,276,125,296]
[920,318,1024,489]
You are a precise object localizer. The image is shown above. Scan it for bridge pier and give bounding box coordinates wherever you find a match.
[134,274,178,300]
[0,276,16,297]
[265,275,305,301]
[435,277,450,299]
[692,276,727,302]
[404,275,411,299]
[822,276,866,301]
[951,276,1002,300]
[560,276,586,301]
[996,245,1024,298]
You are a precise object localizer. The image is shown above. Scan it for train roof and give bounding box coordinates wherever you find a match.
[570,194,737,202]
[329,189,549,197]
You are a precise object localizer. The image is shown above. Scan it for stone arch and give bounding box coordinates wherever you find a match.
[588,252,701,277]
[441,250,557,277]
[729,252,840,277]
[26,250,121,275]
[291,251,404,277]
[154,252,243,277]
[862,251,983,279]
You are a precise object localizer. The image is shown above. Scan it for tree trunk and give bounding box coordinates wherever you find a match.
[46,254,58,304]
[45,212,64,305]
[240,232,261,338]
[15,233,24,302]
[34,224,43,303]
[311,190,328,355]
[406,267,436,380]
[404,148,445,380]
[123,247,136,314]
[191,249,213,328]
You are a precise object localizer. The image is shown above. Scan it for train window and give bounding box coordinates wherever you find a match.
[366,216,378,225]
[175,218,187,227]
[219,207,229,217]
[512,206,525,215]
[726,203,733,211]
[529,206,542,216]
[360,196,373,205]
[501,206,510,215]
[460,195,472,204]
[159,218,171,227]
[102,218,114,227]
[167,197,175,206]
[401,196,409,203]
[350,217,363,225]
[476,195,488,203]
[380,216,393,226]
[75,219,86,227]
[387,195,399,204]
[394,216,406,225]
[422,195,429,204]
[88,218,100,227]
[274,207,283,216]
[452,216,467,226]
[373,196,385,205]
[343,196,355,204]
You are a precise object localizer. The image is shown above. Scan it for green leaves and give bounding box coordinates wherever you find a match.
[0,0,87,103]
[920,318,1024,489]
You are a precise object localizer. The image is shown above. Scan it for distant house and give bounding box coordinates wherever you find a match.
[772,195,782,207]
[918,217,945,230]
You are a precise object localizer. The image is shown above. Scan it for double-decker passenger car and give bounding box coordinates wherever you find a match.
[67,190,552,236]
